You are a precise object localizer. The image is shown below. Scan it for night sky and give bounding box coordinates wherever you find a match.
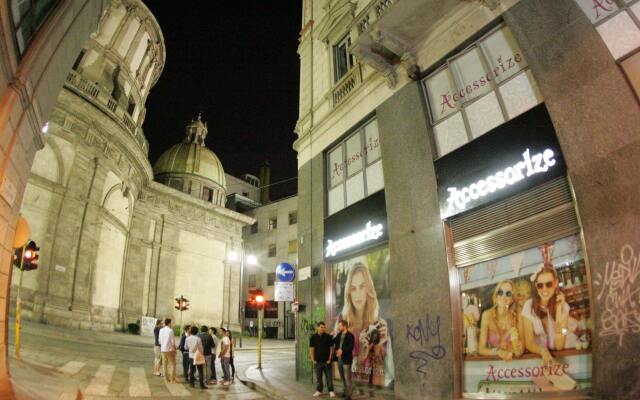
[142,1,301,200]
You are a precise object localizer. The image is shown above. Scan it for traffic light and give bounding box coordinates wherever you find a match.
[248,288,264,308]
[23,241,39,271]
[174,296,189,311]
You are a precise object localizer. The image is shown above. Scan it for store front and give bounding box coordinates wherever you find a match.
[323,190,395,388]
[435,104,594,397]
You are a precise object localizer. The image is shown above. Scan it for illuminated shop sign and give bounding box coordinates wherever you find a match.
[446,148,557,215]
[326,221,384,258]
[436,105,566,219]
[324,190,388,262]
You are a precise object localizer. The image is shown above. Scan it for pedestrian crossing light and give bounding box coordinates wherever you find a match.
[174,295,189,311]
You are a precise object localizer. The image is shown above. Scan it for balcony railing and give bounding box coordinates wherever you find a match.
[331,64,363,107]
[355,0,397,35]
[65,70,148,154]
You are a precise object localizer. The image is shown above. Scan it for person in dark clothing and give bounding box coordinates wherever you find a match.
[309,321,335,398]
[153,319,163,376]
[197,326,214,382]
[178,324,191,379]
[208,327,218,383]
[228,331,235,382]
[334,320,355,400]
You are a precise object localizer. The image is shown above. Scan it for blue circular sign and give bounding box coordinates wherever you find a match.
[275,263,295,282]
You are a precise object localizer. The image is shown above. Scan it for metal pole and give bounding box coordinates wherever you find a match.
[258,306,263,369]
[239,244,245,348]
[15,245,26,359]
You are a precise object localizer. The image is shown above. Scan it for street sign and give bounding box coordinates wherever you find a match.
[249,320,254,328]
[275,281,294,302]
[275,262,295,282]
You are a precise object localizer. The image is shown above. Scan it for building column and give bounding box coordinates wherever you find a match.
[505,1,640,398]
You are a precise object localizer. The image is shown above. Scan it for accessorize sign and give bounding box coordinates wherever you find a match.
[324,190,387,262]
[435,105,566,219]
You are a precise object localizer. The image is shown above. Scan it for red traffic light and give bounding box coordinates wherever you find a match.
[24,250,34,259]
[255,295,264,304]
[174,295,189,311]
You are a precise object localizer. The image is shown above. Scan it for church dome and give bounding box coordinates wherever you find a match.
[153,114,226,189]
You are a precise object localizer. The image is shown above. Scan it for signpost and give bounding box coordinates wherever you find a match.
[275,262,295,302]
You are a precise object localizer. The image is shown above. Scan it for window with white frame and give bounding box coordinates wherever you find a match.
[423,25,544,158]
[334,34,355,82]
[327,118,384,216]
[574,0,640,98]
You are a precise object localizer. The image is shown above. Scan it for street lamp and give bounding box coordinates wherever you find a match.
[227,245,256,348]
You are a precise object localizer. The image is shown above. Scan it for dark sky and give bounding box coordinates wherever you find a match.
[142,1,301,200]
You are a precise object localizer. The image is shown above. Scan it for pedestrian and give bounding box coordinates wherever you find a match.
[178,324,191,379]
[159,318,179,384]
[334,320,355,400]
[219,328,232,385]
[208,327,219,384]
[153,319,163,376]
[185,325,207,389]
[198,325,214,383]
[309,321,336,398]
[228,331,236,383]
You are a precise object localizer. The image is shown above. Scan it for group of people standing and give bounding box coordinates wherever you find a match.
[309,320,355,399]
[152,318,235,389]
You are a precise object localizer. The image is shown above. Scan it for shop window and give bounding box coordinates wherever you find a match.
[288,240,297,254]
[248,274,256,288]
[202,187,214,202]
[457,235,592,396]
[10,0,60,55]
[264,301,278,318]
[327,118,384,216]
[250,222,258,234]
[268,217,277,230]
[423,25,543,158]
[334,34,354,82]
[621,50,640,98]
[288,212,297,225]
[245,302,257,318]
[267,273,275,286]
[268,244,276,257]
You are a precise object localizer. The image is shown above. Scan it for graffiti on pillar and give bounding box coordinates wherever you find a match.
[594,244,640,346]
[405,313,447,377]
[299,316,318,373]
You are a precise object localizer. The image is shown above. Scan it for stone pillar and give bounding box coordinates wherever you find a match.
[504,2,640,398]
[377,81,454,399]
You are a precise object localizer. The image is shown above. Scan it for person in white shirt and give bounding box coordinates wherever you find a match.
[158,318,179,383]
[219,328,232,385]
[185,326,207,389]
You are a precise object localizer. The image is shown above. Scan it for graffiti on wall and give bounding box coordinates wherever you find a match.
[594,244,640,346]
[405,313,447,377]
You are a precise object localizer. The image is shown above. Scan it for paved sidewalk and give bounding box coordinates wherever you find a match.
[237,360,396,399]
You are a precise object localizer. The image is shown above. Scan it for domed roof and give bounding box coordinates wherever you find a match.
[153,114,226,189]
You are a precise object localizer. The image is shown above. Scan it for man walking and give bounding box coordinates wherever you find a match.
[159,318,178,383]
[219,328,232,385]
[185,326,207,389]
[334,320,355,400]
[153,319,163,376]
[309,322,335,398]
[198,326,214,383]
[178,324,191,379]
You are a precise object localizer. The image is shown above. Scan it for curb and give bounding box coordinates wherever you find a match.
[237,365,289,400]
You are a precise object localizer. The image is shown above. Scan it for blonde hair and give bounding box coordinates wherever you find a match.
[341,262,379,330]
[490,280,518,326]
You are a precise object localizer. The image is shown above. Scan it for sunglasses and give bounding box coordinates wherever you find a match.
[536,281,554,290]
[497,289,512,297]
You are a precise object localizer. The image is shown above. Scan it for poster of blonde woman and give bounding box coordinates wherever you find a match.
[332,247,394,388]
[459,235,592,395]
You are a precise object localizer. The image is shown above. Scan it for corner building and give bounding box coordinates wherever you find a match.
[294,1,640,399]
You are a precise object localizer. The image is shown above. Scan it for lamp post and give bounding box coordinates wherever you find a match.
[228,247,256,349]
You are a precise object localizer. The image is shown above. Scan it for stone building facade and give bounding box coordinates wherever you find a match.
[295,0,640,399]
[11,0,253,333]
[0,0,111,389]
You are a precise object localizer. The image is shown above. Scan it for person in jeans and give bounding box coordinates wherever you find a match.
[185,326,207,389]
[228,331,236,383]
[309,321,335,398]
[197,325,214,382]
[153,319,163,376]
[334,320,355,400]
[219,328,232,385]
[158,318,179,383]
[178,324,191,379]
[208,327,218,384]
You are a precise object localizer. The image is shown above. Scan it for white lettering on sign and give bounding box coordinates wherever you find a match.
[325,221,384,258]
[445,148,556,215]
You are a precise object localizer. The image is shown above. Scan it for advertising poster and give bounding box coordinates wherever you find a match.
[332,247,394,388]
[459,234,592,395]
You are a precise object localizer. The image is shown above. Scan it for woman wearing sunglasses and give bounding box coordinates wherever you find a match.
[478,280,524,360]
[522,264,577,364]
